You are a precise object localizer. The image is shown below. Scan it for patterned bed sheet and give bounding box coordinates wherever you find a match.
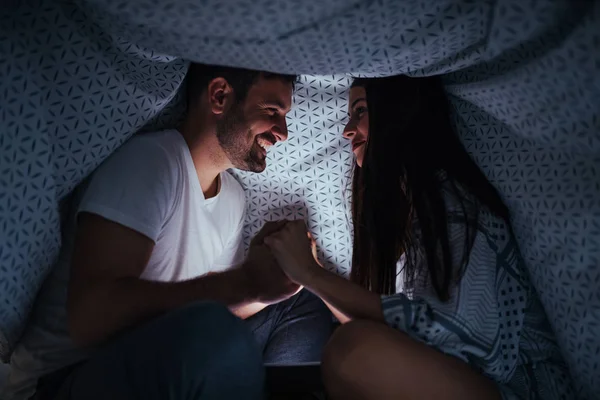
[1,1,598,398]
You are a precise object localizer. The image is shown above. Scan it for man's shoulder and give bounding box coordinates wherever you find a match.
[124,130,182,153]
[112,130,186,169]
[86,130,186,197]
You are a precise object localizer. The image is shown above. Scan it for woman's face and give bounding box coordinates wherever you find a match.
[343,86,369,167]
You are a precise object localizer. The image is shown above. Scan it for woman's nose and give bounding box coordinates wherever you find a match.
[343,121,356,139]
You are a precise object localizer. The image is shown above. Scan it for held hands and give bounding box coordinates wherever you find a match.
[264,220,322,286]
[242,221,302,305]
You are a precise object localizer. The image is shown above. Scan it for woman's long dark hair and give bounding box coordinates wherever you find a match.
[351,75,509,300]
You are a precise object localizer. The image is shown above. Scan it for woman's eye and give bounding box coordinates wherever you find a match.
[356,106,367,116]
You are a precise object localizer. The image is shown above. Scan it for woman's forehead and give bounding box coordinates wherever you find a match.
[349,86,366,99]
[348,86,367,111]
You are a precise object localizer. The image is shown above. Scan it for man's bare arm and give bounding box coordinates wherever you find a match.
[67,213,295,346]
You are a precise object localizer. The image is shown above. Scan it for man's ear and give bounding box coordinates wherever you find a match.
[207,77,234,115]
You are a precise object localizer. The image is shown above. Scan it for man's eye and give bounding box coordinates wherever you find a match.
[267,108,278,116]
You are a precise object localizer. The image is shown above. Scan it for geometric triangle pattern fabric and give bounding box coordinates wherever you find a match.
[1,0,599,397]
[231,75,355,277]
[449,7,599,396]
[450,97,600,400]
[442,8,600,396]
[0,1,187,363]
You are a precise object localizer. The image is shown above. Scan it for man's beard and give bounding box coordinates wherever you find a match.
[216,105,268,173]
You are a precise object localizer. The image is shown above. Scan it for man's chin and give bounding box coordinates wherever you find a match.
[237,159,266,173]
[254,161,267,173]
[248,164,266,173]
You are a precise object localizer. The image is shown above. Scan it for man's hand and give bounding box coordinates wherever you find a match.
[242,221,302,305]
[264,220,322,286]
[250,220,288,246]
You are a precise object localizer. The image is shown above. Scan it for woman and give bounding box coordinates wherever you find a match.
[264,76,573,399]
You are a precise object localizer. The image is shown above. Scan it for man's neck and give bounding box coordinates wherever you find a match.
[179,122,229,199]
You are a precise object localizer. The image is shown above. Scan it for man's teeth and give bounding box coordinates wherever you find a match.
[257,139,272,150]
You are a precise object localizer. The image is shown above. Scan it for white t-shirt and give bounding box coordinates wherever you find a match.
[3,130,246,400]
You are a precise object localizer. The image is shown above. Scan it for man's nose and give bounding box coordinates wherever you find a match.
[272,118,289,142]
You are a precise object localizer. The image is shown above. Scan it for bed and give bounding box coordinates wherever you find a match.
[1,0,599,398]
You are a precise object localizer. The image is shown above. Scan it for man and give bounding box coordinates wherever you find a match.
[4,64,332,400]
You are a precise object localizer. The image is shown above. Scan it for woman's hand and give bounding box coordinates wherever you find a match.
[264,220,322,286]
[266,220,384,324]
[308,232,323,268]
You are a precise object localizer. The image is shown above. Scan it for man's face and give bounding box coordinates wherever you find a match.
[216,77,293,173]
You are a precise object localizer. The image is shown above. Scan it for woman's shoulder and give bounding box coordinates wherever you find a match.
[436,170,520,268]
[436,171,479,218]
[437,170,508,226]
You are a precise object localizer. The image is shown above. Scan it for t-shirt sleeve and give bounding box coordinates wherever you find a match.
[78,137,179,242]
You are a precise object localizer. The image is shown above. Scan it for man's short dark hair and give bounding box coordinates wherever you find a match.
[186,63,298,108]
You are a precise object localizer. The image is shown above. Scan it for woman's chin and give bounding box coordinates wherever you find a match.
[353,145,365,168]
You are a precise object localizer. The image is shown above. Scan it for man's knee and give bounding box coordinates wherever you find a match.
[158,302,264,381]
[168,301,239,334]
[64,303,265,400]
